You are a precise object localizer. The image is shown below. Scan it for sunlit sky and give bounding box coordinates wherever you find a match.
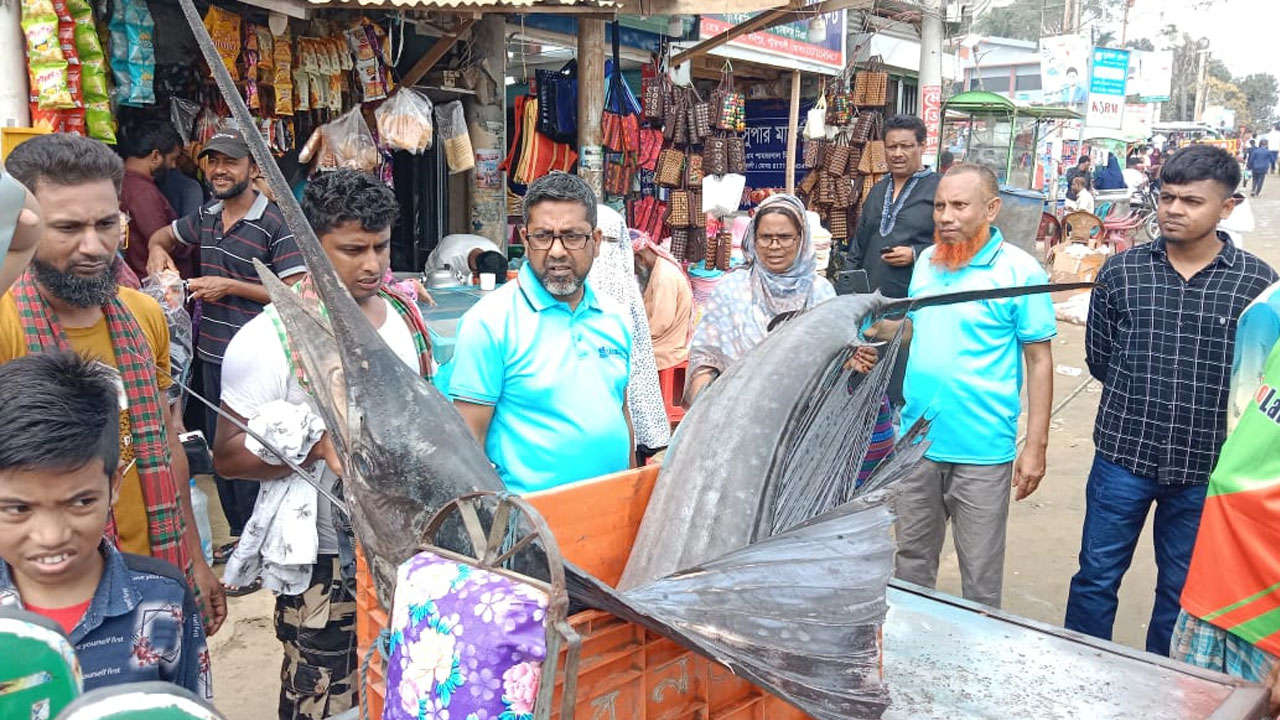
[1122,0,1277,77]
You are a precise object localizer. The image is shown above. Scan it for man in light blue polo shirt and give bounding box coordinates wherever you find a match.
[874,163,1055,608]
[449,172,633,494]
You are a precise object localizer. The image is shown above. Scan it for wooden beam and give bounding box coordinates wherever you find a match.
[399,16,478,87]
[670,5,794,66]
[577,19,606,198]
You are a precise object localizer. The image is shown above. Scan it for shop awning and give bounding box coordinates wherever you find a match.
[300,0,798,14]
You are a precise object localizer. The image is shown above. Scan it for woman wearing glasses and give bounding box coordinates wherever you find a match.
[686,194,835,402]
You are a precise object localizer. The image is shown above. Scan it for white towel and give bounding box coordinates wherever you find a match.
[223,400,327,595]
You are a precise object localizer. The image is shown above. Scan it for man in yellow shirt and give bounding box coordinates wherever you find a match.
[0,134,225,634]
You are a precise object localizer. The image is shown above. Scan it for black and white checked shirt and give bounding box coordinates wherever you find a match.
[1086,236,1278,485]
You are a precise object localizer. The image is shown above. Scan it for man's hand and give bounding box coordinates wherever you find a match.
[306,433,344,477]
[881,245,915,268]
[842,345,879,374]
[192,558,227,635]
[410,279,436,307]
[147,246,179,279]
[1013,445,1046,500]
[187,276,236,302]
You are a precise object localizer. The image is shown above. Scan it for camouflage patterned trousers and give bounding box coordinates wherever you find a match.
[274,555,357,720]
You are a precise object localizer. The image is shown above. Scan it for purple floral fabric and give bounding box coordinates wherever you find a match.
[384,552,550,720]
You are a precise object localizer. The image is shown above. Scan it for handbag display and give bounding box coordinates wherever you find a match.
[799,169,820,196]
[715,230,732,271]
[605,156,634,197]
[685,152,704,186]
[704,228,718,267]
[655,147,686,187]
[828,207,849,240]
[714,64,746,132]
[688,87,712,143]
[824,134,851,175]
[834,176,852,209]
[818,173,835,204]
[805,90,827,140]
[643,69,665,120]
[867,139,889,174]
[668,189,692,227]
[534,61,577,143]
[638,128,663,171]
[854,70,889,107]
[851,111,878,146]
[703,135,728,176]
[690,190,705,228]
[727,135,746,175]
[670,227,690,261]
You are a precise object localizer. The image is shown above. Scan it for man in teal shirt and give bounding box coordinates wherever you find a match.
[449,173,633,493]
[873,163,1056,608]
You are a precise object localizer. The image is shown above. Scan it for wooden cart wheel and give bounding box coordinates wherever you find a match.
[419,492,581,720]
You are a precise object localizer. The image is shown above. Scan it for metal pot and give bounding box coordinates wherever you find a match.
[425,268,461,289]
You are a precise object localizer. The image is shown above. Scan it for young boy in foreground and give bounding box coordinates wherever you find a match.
[0,351,211,699]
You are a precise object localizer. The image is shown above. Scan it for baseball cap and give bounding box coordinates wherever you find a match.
[198,129,251,160]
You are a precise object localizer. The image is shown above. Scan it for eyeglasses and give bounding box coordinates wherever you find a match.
[756,234,799,249]
[523,229,593,251]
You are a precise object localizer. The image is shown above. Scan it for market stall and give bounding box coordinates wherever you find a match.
[937,90,1080,253]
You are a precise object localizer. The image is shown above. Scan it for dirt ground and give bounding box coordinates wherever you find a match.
[204,179,1280,719]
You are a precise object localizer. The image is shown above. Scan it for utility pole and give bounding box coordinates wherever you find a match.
[1062,0,1073,34]
[918,0,943,166]
[1193,48,1210,122]
[577,19,605,199]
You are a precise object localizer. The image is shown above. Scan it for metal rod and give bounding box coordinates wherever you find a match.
[161,366,350,518]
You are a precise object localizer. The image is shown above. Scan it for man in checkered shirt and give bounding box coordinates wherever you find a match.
[1065,144,1279,655]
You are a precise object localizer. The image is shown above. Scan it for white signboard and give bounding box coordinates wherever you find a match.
[1086,48,1130,130]
[1039,34,1091,112]
[1127,50,1174,103]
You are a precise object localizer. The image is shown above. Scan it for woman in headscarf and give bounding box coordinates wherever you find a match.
[690,195,895,487]
[590,205,672,459]
[687,194,836,400]
[631,228,693,371]
[1093,152,1127,191]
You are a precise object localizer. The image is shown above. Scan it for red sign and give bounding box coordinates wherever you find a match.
[922,85,942,157]
[699,16,845,71]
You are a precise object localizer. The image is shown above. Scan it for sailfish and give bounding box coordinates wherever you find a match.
[176,2,1094,717]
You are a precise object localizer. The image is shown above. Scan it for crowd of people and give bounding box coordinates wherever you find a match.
[1,114,1280,718]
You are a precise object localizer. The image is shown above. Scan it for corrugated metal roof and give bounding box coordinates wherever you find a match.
[305,0,615,9]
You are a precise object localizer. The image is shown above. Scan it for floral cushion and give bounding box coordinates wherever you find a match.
[384,551,549,720]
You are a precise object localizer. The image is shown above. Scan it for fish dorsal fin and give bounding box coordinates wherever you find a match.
[766,309,804,333]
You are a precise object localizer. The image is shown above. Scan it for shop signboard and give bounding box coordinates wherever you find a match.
[1086,48,1130,130]
[699,11,847,75]
[1039,34,1091,112]
[742,99,812,190]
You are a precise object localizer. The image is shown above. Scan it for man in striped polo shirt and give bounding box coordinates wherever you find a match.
[147,129,305,588]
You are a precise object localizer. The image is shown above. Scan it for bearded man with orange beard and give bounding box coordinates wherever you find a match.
[871,163,1056,608]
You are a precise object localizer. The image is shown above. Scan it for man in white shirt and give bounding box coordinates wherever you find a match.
[1122,156,1149,191]
[425,233,508,285]
[211,170,431,720]
[1265,124,1280,174]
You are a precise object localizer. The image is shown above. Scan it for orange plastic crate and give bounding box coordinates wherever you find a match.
[355,466,813,720]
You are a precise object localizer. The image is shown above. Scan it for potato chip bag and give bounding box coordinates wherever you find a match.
[203,6,240,81]
[30,61,75,109]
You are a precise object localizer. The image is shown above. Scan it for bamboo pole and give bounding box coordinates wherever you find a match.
[578,19,606,199]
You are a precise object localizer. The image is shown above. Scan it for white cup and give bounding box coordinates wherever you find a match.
[479,272,496,291]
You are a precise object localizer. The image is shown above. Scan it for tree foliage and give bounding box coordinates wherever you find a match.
[1237,73,1279,130]
[974,0,1117,42]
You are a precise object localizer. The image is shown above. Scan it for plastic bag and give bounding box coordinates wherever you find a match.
[301,107,380,174]
[435,101,474,174]
[702,174,747,217]
[140,270,193,398]
[170,97,200,145]
[375,87,434,154]
[805,95,827,140]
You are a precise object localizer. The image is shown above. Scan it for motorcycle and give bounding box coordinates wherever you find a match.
[1131,182,1160,243]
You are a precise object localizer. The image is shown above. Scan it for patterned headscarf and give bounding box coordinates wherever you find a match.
[742,193,818,318]
[629,228,681,270]
[687,194,834,380]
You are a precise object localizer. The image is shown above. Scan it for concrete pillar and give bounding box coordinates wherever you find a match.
[577,18,605,200]
[464,15,507,248]
[0,0,30,128]
[917,0,943,167]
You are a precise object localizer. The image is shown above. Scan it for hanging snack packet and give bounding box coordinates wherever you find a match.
[63,108,85,135]
[255,26,274,75]
[355,58,385,103]
[203,6,240,81]
[57,22,78,64]
[65,64,82,106]
[86,100,115,143]
[22,0,63,65]
[244,48,260,109]
[80,62,107,102]
[30,61,75,109]
[28,105,65,133]
[294,70,310,112]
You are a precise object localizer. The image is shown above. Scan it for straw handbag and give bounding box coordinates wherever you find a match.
[703,135,728,176]
[668,189,692,227]
[799,169,820,196]
[704,228,719,266]
[828,208,849,240]
[824,134,850,175]
[716,230,732,270]
[834,176,853,209]
[690,190,705,228]
[727,135,746,175]
[685,152,704,186]
[670,227,690,261]
[688,87,712,143]
[656,147,686,187]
